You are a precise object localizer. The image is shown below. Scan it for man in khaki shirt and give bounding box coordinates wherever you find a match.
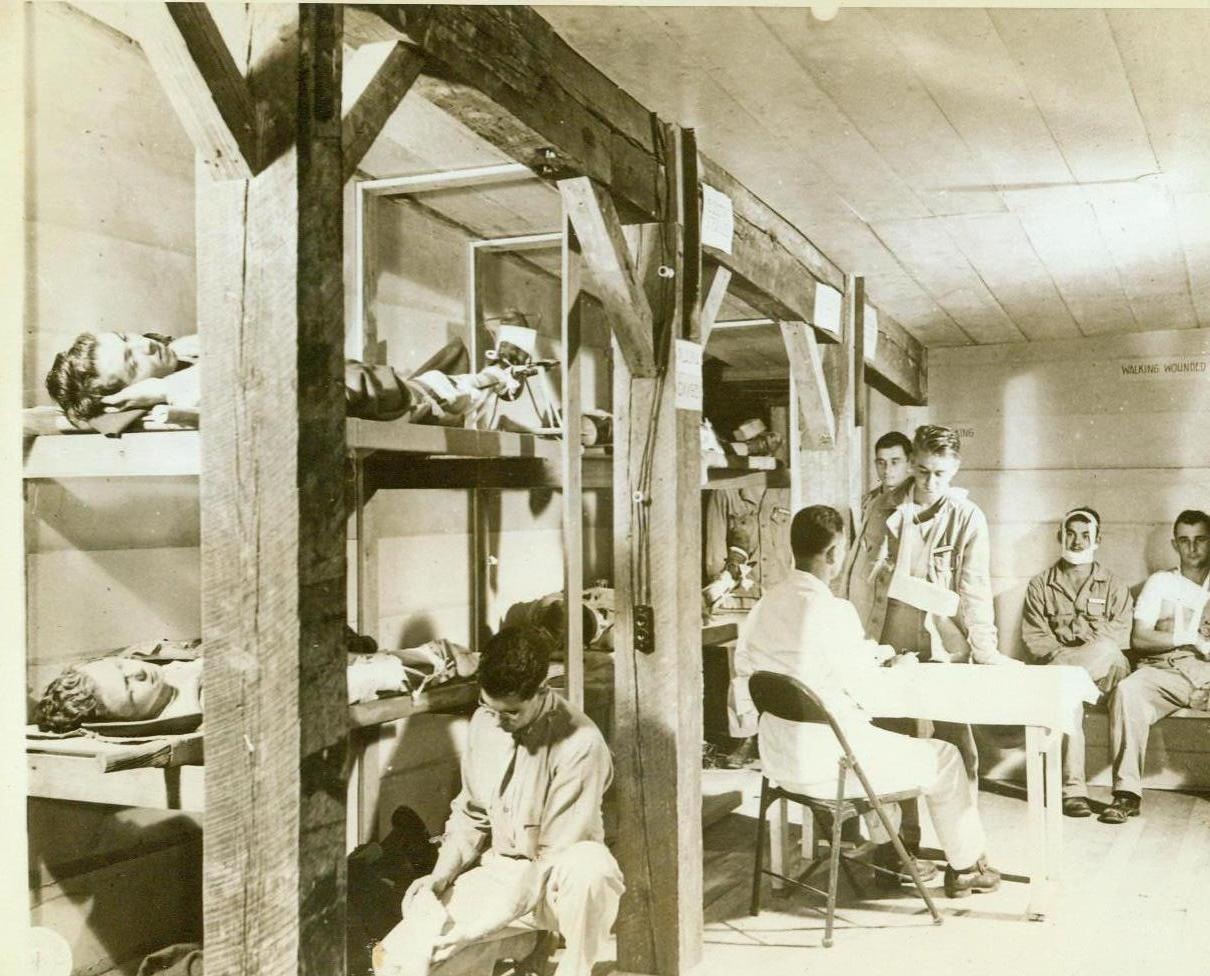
[376,626,622,976]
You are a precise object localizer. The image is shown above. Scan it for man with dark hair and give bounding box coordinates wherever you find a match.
[44,330,523,429]
[731,505,1001,898]
[1021,506,1132,817]
[377,626,622,976]
[1101,510,1210,824]
[45,331,198,428]
[840,429,914,627]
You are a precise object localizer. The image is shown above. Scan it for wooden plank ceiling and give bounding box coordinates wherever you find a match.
[540,6,1210,348]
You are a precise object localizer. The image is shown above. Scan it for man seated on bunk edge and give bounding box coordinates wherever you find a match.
[42,321,537,432]
[375,625,623,976]
[730,505,1002,898]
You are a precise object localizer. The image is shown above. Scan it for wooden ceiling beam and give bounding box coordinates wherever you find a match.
[342,41,425,183]
[344,4,661,222]
[869,311,928,406]
[126,2,258,180]
[558,176,657,377]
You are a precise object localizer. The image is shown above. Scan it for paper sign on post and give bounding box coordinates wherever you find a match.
[675,340,703,411]
[701,184,734,254]
[863,304,879,361]
[813,283,842,339]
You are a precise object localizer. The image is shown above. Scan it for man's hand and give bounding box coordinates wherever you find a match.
[401,871,455,915]
[870,643,896,666]
[101,377,169,411]
[474,364,522,399]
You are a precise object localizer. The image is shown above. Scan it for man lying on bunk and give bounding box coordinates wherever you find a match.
[730,505,1002,898]
[375,625,623,976]
[35,654,203,733]
[43,329,527,431]
[34,631,475,733]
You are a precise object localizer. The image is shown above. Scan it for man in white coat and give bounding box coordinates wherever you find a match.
[731,505,1001,897]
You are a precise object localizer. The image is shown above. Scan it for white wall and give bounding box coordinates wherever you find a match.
[871,327,1210,656]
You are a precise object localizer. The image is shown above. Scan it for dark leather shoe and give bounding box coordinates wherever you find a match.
[872,842,939,886]
[1098,792,1141,824]
[1062,796,1093,818]
[944,857,1000,898]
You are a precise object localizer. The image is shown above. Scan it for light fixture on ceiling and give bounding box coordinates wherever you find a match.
[811,3,841,22]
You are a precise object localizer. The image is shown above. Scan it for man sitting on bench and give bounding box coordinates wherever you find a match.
[1020,506,1132,818]
[1101,509,1210,824]
[376,626,623,976]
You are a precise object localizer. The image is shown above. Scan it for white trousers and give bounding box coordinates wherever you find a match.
[378,842,623,976]
[776,724,986,870]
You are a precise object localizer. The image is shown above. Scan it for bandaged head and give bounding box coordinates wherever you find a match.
[1059,507,1100,566]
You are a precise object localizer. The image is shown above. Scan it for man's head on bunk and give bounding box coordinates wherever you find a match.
[476,625,553,734]
[45,331,180,427]
[35,658,175,733]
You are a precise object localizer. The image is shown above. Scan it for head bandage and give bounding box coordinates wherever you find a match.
[1061,508,1099,538]
[1059,508,1099,566]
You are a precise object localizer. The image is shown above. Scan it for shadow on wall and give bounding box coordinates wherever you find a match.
[29,802,202,974]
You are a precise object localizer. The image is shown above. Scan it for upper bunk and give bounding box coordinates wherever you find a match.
[22,426,788,489]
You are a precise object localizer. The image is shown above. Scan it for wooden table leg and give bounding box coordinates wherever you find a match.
[1044,727,1063,888]
[1024,725,1048,920]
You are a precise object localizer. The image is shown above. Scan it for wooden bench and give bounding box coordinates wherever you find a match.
[979,703,1210,791]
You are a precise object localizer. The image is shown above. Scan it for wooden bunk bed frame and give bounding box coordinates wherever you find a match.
[22,5,928,975]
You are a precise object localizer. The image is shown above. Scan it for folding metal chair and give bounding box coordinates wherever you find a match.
[748,670,942,947]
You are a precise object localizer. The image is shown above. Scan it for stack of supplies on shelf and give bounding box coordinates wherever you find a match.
[724,417,781,457]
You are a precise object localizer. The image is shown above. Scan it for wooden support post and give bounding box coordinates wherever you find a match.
[558,176,656,377]
[562,218,584,708]
[700,263,732,347]
[851,274,866,429]
[354,184,380,363]
[612,126,703,976]
[342,40,424,183]
[127,2,258,180]
[196,7,346,975]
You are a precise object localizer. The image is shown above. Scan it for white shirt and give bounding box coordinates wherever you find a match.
[1134,569,1210,646]
[730,570,893,787]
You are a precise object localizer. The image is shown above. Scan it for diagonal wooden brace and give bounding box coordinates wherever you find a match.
[558,176,657,377]
[128,2,259,180]
[699,262,732,346]
[342,40,425,183]
[781,320,836,450]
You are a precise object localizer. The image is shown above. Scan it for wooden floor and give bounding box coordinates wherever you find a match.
[690,771,1210,976]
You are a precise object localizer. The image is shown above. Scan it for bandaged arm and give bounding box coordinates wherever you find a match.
[1132,575,1196,654]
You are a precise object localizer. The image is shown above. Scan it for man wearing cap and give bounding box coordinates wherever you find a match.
[1021,506,1132,817]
